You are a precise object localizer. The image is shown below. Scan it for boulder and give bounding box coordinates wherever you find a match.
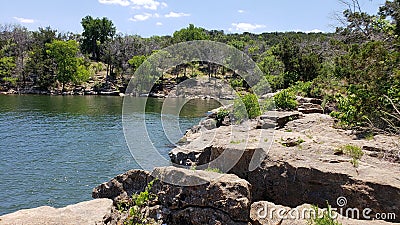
[152,166,252,223]
[201,118,217,130]
[92,169,151,202]
[93,167,252,225]
[0,199,113,225]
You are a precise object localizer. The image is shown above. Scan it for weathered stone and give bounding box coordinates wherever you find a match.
[261,111,301,127]
[298,103,324,114]
[151,166,252,222]
[92,169,151,202]
[201,118,217,130]
[0,199,113,225]
[296,96,323,105]
[256,118,276,129]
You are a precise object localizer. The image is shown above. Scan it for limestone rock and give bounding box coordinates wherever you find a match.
[201,118,217,130]
[298,103,324,114]
[92,169,151,202]
[0,199,113,225]
[260,111,301,128]
[152,166,252,223]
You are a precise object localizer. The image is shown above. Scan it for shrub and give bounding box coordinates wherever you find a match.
[274,89,298,110]
[124,179,162,225]
[233,93,261,121]
[330,94,365,127]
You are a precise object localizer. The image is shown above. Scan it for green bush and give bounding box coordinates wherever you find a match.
[330,94,365,127]
[233,93,261,121]
[274,89,298,110]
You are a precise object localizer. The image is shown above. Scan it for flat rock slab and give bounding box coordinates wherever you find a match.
[0,199,113,225]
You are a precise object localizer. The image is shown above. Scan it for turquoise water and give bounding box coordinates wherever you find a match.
[0,95,220,215]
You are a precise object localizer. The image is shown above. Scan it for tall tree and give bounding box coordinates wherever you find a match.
[81,16,116,61]
[26,27,58,90]
[46,40,89,91]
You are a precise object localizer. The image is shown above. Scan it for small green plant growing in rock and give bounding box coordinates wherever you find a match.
[230,139,244,144]
[308,202,342,225]
[335,144,364,167]
[204,167,223,173]
[125,179,161,225]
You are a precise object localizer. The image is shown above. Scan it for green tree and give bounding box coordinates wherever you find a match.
[26,27,58,90]
[46,40,89,91]
[81,16,116,60]
[173,24,209,43]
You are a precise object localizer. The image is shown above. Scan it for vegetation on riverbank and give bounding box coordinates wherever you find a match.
[0,0,399,133]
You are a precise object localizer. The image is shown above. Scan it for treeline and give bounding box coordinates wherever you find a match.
[0,0,399,132]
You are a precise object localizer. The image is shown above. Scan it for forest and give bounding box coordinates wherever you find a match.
[0,0,399,133]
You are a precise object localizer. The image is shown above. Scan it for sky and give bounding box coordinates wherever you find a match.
[0,0,387,37]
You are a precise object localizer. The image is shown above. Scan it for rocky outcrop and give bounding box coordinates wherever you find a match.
[93,166,252,225]
[0,199,113,225]
[170,112,400,223]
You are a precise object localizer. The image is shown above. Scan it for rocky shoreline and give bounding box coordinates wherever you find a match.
[1,96,399,225]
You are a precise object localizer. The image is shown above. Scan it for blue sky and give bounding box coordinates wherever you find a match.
[0,0,386,37]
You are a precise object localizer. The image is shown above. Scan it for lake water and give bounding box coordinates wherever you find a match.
[0,95,220,215]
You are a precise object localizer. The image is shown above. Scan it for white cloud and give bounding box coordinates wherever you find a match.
[238,9,245,13]
[294,29,325,33]
[13,17,35,24]
[129,13,153,21]
[156,22,163,26]
[131,0,160,10]
[308,29,324,33]
[98,0,130,6]
[99,0,166,10]
[231,23,266,32]
[165,12,190,18]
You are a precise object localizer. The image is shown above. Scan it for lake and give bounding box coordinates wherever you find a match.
[0,95,221,215]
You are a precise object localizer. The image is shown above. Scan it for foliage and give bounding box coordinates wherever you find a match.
[332,41,400,130]
[124,179,161,225]
[274,89,298,110]
[308,202,342,225]
[173,24,209,43]
[81,16,116,60]
[46,40,90,91]
[0,56,16,79]
[233,93,261,121]
[261,97,275,111]
[216,108,230,127]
